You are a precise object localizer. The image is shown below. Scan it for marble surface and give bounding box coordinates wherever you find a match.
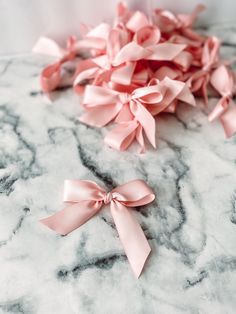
[1,25,236,314]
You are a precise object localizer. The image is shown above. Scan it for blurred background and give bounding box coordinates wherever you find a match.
[1,0,236,55]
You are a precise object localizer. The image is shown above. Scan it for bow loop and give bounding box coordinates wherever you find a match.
[131,85,164,104]
[63,180,105,203]
[112,180,155,206]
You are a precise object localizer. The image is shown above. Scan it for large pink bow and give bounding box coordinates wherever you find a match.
[79,77,195,152]
[79,84,164,148]
[208,65,236,137]
[40,179,155,278]
[104,79,195,152]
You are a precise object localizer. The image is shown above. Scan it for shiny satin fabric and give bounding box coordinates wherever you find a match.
[40,179,155,278]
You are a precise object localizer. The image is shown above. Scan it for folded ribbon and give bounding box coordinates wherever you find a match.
[40,179,155,278]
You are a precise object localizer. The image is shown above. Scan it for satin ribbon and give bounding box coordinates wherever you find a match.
[40,179,155,278]
[208,65,236,137]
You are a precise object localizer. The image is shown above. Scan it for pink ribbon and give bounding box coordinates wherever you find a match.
[208,65,236,137]
[40,179,155,278]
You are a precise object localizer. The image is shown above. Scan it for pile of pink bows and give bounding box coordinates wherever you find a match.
[33,2,236,152]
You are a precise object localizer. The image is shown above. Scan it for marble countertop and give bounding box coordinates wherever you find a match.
[1,24,236,314]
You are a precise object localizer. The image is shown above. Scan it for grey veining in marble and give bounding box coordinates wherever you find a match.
[1,25,236,314]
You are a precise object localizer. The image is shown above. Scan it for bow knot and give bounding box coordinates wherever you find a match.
[119,92,131,104]
[103,191,113,204]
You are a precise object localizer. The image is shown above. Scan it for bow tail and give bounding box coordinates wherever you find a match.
[131,103,156,148]
[79,103,122,127]
[110,201,151,278]
[104,120,139,151]
[40,200,101,235]
[208,97,228,122]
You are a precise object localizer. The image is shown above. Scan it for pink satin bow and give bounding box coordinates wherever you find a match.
[33,36,78,92]
[79,83,163,148]
[188,36,220,104]
[79,77,195,151]
[40,179,155,278]
[208,65,236,137]
[104,77,195,152]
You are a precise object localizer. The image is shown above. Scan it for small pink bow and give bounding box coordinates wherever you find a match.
[40,179,155,278]
[33,36,78,92]
[208,65,236,137]
[188,36,220,104]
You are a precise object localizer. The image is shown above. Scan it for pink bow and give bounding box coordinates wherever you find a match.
[188,36,220,104]
[79,77,195,151]
[104,78,195,152]
[104,77,195,152]
[208,65,236,137]
[40,179,155,278]
[79,84,163,146]
[33,36,78,92]
[154,4,205,33]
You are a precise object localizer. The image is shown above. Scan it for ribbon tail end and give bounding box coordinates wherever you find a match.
[39,217,67,236]
[133,245,151,279]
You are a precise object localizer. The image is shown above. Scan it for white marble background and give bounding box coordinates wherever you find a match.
[0,22,236,314]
